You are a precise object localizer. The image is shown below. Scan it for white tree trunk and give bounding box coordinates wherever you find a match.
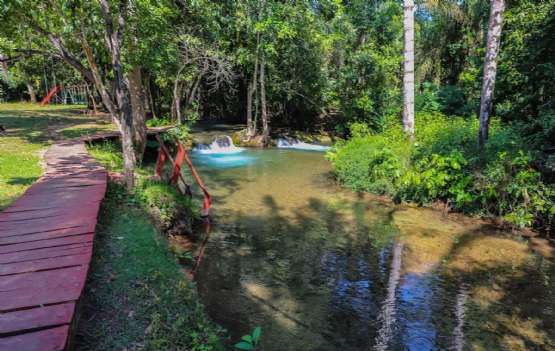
[260,53,269,143]
[26,83,37,103]
[247,32,260,139]
[0,54,9,81]
[403,0,415,140]
[478,0,506,146]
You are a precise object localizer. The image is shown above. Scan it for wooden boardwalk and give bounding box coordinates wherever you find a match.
[0,141,107,351]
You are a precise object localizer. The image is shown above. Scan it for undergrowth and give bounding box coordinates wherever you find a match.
[75,184,224,351]
[87,140,199,230]
[327,112,555,233]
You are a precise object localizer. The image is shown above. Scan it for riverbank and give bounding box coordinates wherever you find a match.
[74,183,222,351]
[327,112,554,235]
[0,104,223,350]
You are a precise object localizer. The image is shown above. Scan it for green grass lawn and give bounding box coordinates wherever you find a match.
[0,102,116,209]
[74,185,223,351]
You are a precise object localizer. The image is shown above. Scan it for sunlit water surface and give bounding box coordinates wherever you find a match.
[186,137,554,351]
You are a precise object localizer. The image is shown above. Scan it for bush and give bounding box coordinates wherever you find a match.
[327,133,410,194]
[329,112,555,232]
[475,151,554,228]
[396,151,473,208]
[137,180,197,230]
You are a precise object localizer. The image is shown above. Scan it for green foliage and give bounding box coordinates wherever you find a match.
[397,151,472,207]
[87,141,125,172]
[327,133,409,194]
[416,82,441,113]
[329,113,555,231]
[76,184,223,351]
[137,179,197,229]
[87,140,199,229]
[476,151,554,228]
[162,124,192,144]
[234,326,262,351]
[348,121,371,138]
[147,116,173,127]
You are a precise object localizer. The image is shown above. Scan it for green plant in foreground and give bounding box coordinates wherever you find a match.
[234,326,261,351]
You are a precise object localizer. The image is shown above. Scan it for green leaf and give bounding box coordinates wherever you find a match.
[234,341,254,350]
[252,326,262,343]
[241,335,253,343]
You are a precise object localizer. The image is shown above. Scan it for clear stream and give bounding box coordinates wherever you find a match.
[185,130,554,351]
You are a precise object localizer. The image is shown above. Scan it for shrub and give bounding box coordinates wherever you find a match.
[475,151,554,229]
[327,134,409,194]
[329,112,555,232]
[137,179,198,230]
[396,151,473,208]
[146,116,173,127]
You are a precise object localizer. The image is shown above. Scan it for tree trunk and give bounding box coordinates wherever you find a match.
[0,53,8,81]
[97,0,136,189]
[187,76,201,108]
[144,72,156,119]
[478,0,506,146]
[85,84,98,114]
[127,66,147,163]
[247,80,254,137]
[247,32,260,139]
[26,83,37,103]
[403,0,415,140]
[120,107,137,190]
[172,81,184,123]
[173,64,188,123]
[260,53,269,143]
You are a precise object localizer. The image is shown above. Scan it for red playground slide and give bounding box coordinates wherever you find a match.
[40,85,60,106]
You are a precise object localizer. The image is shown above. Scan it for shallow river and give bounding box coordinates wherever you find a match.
[186,138,554,351]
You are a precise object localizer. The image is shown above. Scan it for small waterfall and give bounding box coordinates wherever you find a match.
[452,283,469,351]
[374,242,404,351]
[276,137,330,151]
[194,135,244,154]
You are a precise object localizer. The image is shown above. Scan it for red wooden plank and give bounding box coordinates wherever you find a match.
[0,205,98,226]
[0,253,91,276]
[16,186,104,200]
[0,243,92,265]
[0,325,69,351]
[0,221,97,238]
[0,303,75,334]
[0,266,88,311]
[0,206,99,226]
[0,208,65,222]
[25,182,106,195]
[1,198,103,213]
[0,234,94,254]
[9,192,104,211]
[0,205,99,223]
[0,226,95,245]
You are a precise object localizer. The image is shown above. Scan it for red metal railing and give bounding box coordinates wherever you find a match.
[154,135,212,217]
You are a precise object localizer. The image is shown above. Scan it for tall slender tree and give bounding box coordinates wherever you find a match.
[403,0,415,139]
[478,0,506,146]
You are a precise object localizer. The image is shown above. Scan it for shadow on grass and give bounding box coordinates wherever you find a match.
[0,105,110,144]
[6,177,37,186]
